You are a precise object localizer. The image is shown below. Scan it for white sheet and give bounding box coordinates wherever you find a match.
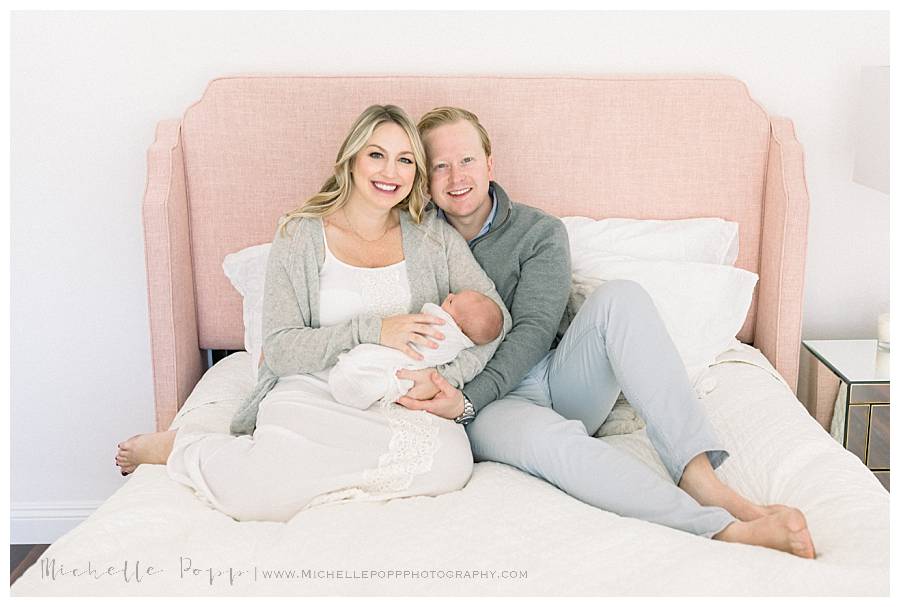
[12,349,889,596]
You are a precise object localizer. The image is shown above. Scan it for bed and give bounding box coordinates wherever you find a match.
[11,75,889,596]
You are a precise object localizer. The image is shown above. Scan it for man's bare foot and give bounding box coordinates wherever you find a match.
[115,430,177,476]
[701,497,792,523]
[761,504,791,516]
[713,508,816,559]
[678,454,794,523]
[742,503,792,521]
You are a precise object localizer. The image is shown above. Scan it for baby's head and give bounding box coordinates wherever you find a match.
[440,290,503,346]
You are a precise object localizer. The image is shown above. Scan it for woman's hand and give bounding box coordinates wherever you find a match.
[380,313,446,361]
[396,368,440,400]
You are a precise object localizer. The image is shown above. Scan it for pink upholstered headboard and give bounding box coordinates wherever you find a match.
[142,74,810,431]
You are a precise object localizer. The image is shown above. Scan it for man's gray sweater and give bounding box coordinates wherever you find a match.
[456,181,572,411]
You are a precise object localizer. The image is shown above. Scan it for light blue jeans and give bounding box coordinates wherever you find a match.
[466,279,737,538]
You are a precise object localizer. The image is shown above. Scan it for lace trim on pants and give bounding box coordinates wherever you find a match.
[305,400,439,509]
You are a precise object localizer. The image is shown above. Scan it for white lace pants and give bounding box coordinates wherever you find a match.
[166,373,473,522]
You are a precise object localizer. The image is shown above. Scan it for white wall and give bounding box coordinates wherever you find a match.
[10,11,890,542]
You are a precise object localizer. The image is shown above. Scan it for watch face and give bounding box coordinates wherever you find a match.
[456,405,475,424]
[455,399,476,424]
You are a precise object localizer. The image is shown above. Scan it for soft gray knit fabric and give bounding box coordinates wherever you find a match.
[229,209,511,436]
[457,182,573,411]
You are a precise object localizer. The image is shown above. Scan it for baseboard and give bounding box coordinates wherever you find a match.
[10,501,104,544]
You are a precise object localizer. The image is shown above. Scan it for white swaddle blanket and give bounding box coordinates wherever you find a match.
[329,302,475,409]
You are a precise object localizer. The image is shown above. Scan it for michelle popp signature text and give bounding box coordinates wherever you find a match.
[39,556,249,585]
[39,557,163,583]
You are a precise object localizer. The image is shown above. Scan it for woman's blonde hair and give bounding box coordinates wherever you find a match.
[278,104,429,237]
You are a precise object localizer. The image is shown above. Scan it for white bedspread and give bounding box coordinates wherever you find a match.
[12,349,889,596]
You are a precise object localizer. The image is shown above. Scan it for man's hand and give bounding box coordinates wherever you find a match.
[396,367,440,400]
[396,371,465,421]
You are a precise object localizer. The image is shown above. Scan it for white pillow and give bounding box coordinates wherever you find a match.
[224,219,748,385]
[222,243,271,380]
[561,216,739,267]
[569,259,758,385]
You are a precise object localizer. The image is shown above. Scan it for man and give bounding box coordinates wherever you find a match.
[394,106,815,559]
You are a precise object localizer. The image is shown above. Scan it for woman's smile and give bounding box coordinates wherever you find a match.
[372,180,401,194]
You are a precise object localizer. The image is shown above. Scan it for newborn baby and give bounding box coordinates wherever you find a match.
[329,289,504,410]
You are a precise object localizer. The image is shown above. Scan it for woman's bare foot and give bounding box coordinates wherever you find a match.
[713,508,816,559]
[115,430,177,476]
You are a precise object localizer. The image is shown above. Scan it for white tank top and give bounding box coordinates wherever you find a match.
[318,222,412,327]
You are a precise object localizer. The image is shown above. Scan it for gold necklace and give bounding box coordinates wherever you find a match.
[342,208,395,243]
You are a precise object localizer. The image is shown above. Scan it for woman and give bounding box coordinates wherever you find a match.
[115,105,511,522]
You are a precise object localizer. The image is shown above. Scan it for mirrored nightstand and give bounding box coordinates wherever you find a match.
[801,340,890,491]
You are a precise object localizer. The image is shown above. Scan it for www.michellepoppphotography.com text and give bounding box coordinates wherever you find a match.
[38,556,527,587]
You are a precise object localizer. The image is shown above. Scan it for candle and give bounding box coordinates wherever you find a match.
[877,312,890,351]
[876,348,890,377]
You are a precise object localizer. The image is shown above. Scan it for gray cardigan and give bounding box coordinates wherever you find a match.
[229,208,512,436]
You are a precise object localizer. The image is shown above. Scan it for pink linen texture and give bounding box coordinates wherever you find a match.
[142,75,810,432]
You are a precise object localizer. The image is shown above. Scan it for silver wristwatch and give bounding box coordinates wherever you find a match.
[454,396,476,425]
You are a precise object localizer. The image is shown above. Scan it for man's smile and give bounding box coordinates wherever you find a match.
[447,186,473,198]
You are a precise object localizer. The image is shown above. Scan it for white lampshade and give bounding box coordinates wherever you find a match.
[852,65,890,195]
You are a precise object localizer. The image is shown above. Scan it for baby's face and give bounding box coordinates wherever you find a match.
[440,290,483,324]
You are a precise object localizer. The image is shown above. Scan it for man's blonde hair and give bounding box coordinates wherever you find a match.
[416,106,492,158]
[279,104,428,236]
